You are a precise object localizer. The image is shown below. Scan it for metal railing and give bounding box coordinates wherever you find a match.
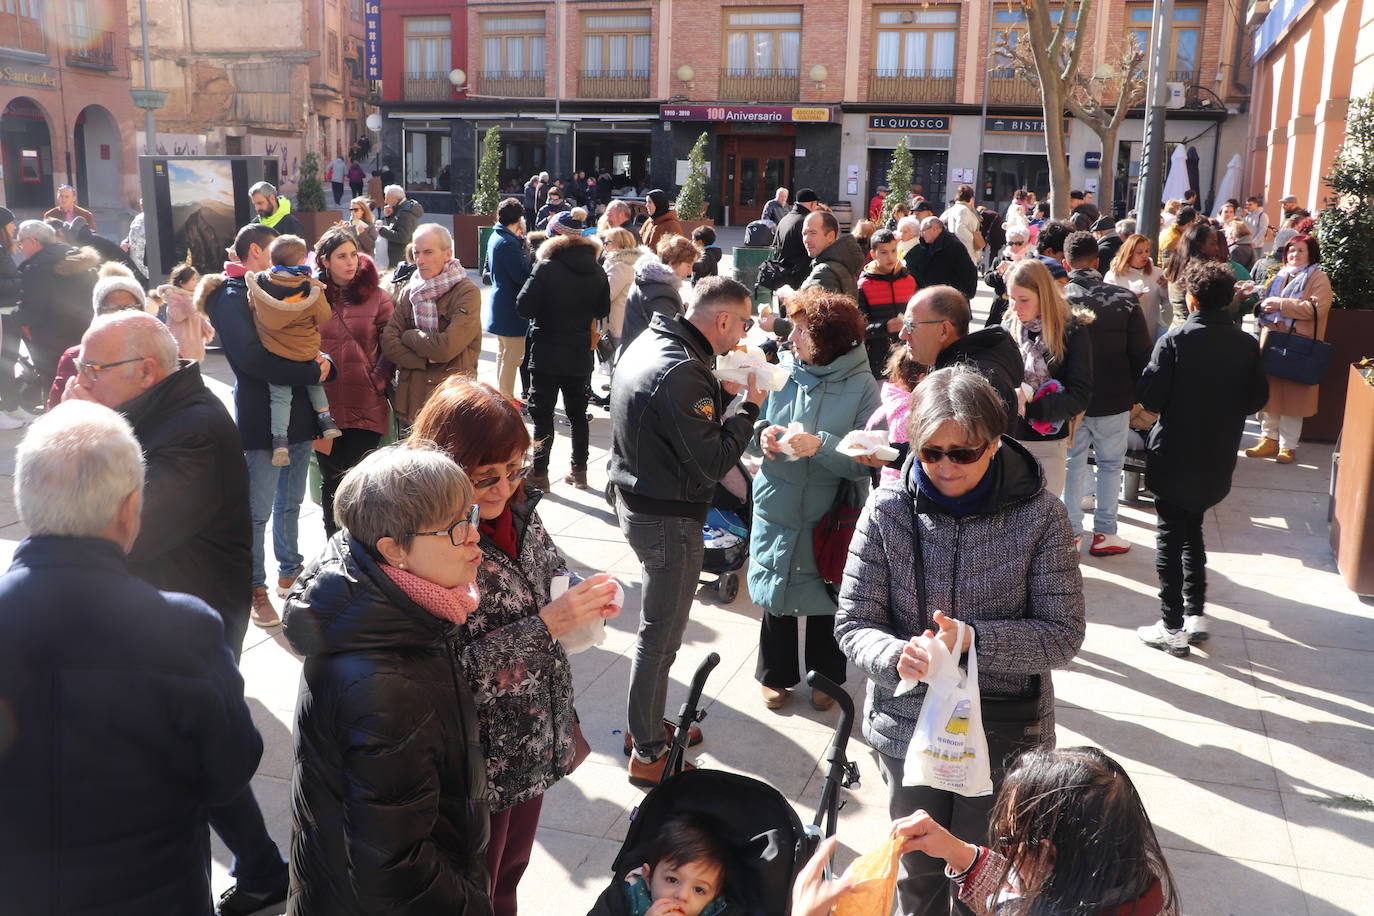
[0,17,45,54]
[988,69,1041,105]
[720,69,800,101]
[403,72,452,102]
[577,70,651,99]
[65,25,114,69]
[476,70,546,97]
[1168,68,1198,83]
[868,69,957,104]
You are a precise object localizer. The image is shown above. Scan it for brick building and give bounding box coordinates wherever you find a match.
[0,0,140,214]
[129,0,375,194]
[377,0,1250,223]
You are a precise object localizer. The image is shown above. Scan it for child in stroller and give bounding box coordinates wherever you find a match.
[593,813,735,916]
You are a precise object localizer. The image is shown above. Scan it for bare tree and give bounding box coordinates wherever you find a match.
[993,0,1146,220]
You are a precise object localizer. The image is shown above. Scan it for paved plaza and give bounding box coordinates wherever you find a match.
[2,250,1371,915]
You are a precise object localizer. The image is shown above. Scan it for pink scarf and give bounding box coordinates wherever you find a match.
[405,258,465,332]
[381,564,480,625]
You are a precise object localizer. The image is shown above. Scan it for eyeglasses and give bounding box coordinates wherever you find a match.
[470,465,531,491]
[412,504,481,547]
[1008,241,1029,248]
[918,443,991,465]
[349,206,365,213]
[902,317,946,334]
[733,313,755,332]
[73,355,146,381]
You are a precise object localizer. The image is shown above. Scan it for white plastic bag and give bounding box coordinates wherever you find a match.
[894,621,993,797]
[550,574,625,655]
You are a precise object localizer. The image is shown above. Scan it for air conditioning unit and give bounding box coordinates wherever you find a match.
[1165,81,1185,109]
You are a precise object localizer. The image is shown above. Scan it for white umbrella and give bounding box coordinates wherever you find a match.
[1161,144,1190,204]
[1212,153,1243,217]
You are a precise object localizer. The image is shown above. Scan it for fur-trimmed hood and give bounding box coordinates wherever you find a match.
[633,252,681,287]
[535,231,602,272]
[320,252,382,305]
[245,269,326,314]
[52,245,100,276]
[605,245,646,270]
[192,273,227,317]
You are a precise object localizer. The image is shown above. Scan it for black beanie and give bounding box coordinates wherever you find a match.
[647,189,671,214]
[0,207,13,230]
[795,188,819,203]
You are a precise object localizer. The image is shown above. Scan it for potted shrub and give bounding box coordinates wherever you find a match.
[677,131,715,236]
[1310,92,1374,441]
[293,152,336,247]
[455,126,503,268]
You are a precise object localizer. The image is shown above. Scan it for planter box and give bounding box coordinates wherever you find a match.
[1304,309,1374,442]
[293,210,338,249]
[680,219,715,239]
[452,213,494,267]
[1331,364,1374,595]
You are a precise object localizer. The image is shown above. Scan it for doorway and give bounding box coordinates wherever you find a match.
[720,135,792,225]
[575,130,651,192]
[867,148,948,211]
[1,96,53,210]
[981,153,1050,218]
[74,104,122,209]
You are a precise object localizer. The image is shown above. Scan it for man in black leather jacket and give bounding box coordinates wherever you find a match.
[609,276,765,786]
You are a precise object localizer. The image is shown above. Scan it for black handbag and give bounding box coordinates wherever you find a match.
[595,327,616,366]
[1261,300,1333,386]
[757,259,789,291]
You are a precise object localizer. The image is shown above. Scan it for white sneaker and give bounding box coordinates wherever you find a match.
[1090,533,1131,556]
[1183,615,1209,645]
[1137,620,1190,657]
[6,406,37,422]
[1080,494,1095,511]
[0,412,24,430]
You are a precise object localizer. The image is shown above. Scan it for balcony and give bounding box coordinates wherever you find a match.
[476,70,545,98]
[988,70,1041,106]
[720,69,799,101]
[868,69,957,104]
[403,72,452,102]
[1168,68,1198,84]
[578,70,651,100]
[65,25,115,70]
[0,16,45,55]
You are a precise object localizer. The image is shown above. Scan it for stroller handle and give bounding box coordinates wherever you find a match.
[806,671,855,755]
[805,671,858,839]
[664,653,721,780]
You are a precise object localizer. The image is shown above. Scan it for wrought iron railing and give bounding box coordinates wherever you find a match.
[868,69,957,104]
[578,70,651,99]
[720,69,800,101]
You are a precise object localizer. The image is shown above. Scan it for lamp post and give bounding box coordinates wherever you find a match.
[131,0,165,154]
[1134,0,1174,255]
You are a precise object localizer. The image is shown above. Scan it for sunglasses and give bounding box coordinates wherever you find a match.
[412,504,481,547]
[470,465,531,491]
[1008,241,1029,247]
[902,317,946,334]
[918,442,991,465]
[734,313,755,332]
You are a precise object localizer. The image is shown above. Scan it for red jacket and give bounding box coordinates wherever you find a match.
[868,194,887,221]
[318,255,395,436]
[856,266,917,375]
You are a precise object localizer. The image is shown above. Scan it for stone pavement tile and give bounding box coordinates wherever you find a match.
[1266,732,1374,800]
[1299,867,1374,915]
[246,700,296,782]
[518,826,623,916]
[210,773,292,901]
[1280,790,1374,874]
[1131,773,1295,867]
[1256,685,1374,747]
[237,631,306,718]
[688,716,829,801]
[538,759,647,840]
[1056,653,1264,730]
[1079,622,1251,673]
[1231,597,1374,651]
[1054,706,1280,792]
[798,742,889,816]
[1247,640,1374,695]
[1161,848,1305,916]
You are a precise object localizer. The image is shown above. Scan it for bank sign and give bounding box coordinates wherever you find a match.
[660,105,834,123]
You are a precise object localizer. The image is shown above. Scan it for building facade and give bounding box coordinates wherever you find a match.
[0,0,140,214]
[1244,0,1374,220]
[377,0,1248,223]
[130,0,375,194]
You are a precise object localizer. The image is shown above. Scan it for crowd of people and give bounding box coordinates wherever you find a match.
[0,170,1327,916]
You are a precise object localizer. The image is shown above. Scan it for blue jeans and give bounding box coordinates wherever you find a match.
[245,442,312,589]
[268,382,328,438]
[1063,411,1131,537]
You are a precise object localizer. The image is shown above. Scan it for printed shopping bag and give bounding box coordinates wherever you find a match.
[833,829,903,916]
[895,621,993,797]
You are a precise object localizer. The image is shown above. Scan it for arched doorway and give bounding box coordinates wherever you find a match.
[74,104,121,209]
[0,96,53,209]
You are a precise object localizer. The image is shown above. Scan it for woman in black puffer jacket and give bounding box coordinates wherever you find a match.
[283,445,493,916]
[516,216,611,490]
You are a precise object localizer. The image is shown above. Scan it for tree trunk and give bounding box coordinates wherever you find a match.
[1094,126,1119,220]
[1042,84,1072,220]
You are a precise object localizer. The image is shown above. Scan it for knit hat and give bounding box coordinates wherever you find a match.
[549,211,584,237]
[1037,255,1069,281]
[646,188,671,215]
[92,270,147,315]
[0,207,13,230]
[795,188,819,203]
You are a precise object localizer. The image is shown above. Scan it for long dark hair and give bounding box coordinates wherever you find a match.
[988,747,1179,915]
[1164,223,1222,283]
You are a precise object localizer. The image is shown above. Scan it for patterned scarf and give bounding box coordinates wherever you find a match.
[381,563,480,625]
[1267,263,1316,301]
[1015,317,1054,391]
[406,258,466,332]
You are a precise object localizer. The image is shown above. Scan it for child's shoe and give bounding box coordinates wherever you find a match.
[318,412,342,439]
[271,436,290,467]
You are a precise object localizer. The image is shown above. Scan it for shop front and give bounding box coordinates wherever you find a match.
[861,114,955,216]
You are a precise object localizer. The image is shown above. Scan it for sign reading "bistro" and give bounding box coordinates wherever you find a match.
[984,116,1071,135]
[660,105,834,123]
[868,115,951,132]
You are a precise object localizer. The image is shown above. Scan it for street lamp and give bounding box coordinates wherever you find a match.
[132,0,164,154]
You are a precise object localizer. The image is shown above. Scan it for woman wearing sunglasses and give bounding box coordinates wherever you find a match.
[836,365,1085,916]
[409,375,621,916]
[339,195,378,256]
[283,444,492,914]
[981,224,1033,328]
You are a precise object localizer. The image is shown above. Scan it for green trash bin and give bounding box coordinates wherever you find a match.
[731,246,774,311]
[478,225,496,275]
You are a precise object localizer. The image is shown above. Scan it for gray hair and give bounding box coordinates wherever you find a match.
[17,219,55,246]
[605,199,630,218]
[1116,218,1137,237]
[87,312,179,372]
[248,181,277,198]
[896,216,921,236]
[907,365,1008,450]
[15,401,145,537]
[384,184,405,202]
[1005,225,1030,243]
[334,442,473,553]
[920,216,944,232]
[412,222,453,251]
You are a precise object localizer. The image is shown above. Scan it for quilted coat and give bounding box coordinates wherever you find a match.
[318,254,394,435]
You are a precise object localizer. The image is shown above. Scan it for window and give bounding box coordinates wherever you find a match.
[0,0,45,53]
[404,125,450,193]
[233,62,293,124]
[328,29,340,73]
[723,8,801,77]
[481,14,546,78]
[1129,4,1202,83]
[349,0,361,20]
[582,12,650,78]
[873,8,958,77]
[405,17,451,77]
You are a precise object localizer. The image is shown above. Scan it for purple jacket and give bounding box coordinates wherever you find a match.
[318,255,395,435]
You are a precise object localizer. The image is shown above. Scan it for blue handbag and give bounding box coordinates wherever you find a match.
[1261,301,1332,386]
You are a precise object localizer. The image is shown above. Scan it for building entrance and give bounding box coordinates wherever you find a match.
[982,152,1050,219]
[1,96,53,210]
[74,104,122,209]
[867,148,948,213]
[720,135,792,225]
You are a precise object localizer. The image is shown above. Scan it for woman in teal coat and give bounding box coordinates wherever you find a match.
[750,288,881,712]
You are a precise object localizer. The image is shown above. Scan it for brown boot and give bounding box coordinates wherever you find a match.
[276,574,299,598]
[628,750,694,788]
[250,587,280,628]
[1244,437,1279,458]
[810,688,836,711]
[622,720,704,757]
[1275,448,1297,464]
[761,685,789,709]
[564,467,589,489]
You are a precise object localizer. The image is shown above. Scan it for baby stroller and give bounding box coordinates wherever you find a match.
[587,655,860,916]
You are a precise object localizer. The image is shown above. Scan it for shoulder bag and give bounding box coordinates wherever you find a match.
[813,479,864,587]
[1261,299,1333,386]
